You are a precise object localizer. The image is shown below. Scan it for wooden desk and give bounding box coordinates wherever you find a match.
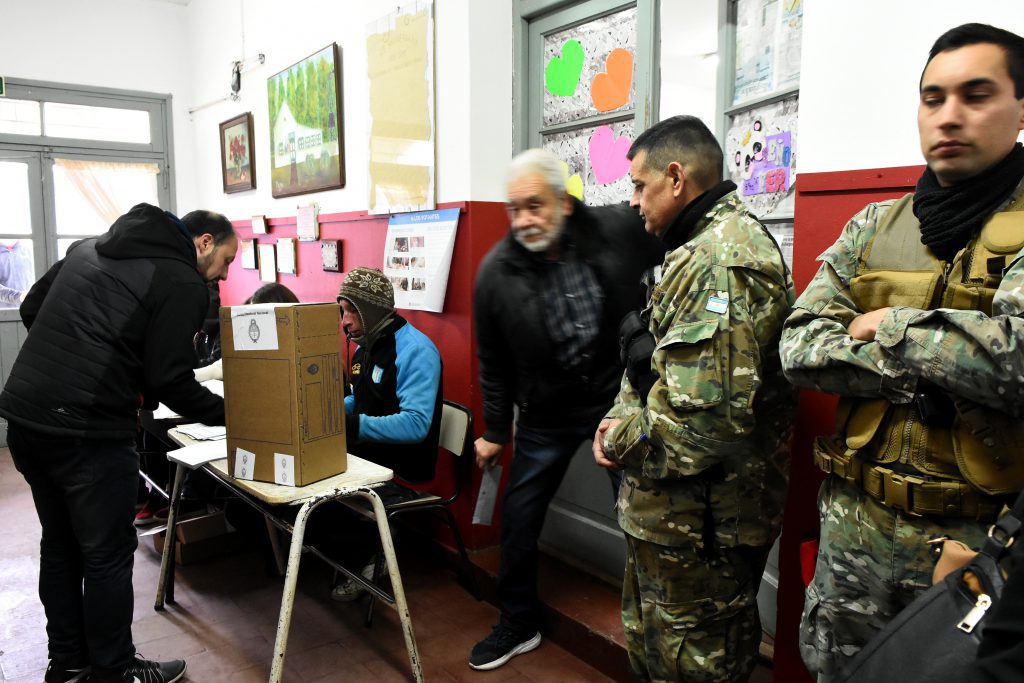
[154,430,422,682]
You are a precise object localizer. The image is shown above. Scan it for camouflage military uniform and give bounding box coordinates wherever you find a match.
[604,190,796,682]
[780,180,1024,681]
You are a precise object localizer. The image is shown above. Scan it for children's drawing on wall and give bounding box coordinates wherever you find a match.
[726,96,798,219]
[542,7,636,124]
[543,120,635,207]
[539,6,637,206]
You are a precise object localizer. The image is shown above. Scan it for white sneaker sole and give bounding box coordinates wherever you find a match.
[468,632,542,671]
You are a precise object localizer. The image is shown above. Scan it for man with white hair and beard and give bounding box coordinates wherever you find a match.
[469,148,663,670]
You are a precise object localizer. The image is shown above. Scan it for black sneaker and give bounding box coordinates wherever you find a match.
[44,661,90,682]
[468,625,541,670]
[120,655,186,683]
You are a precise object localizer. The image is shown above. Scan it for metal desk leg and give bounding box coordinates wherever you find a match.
[264,516,287,576]
[269,499,316,683]
[154,463,186,610]
[358,489,423,683]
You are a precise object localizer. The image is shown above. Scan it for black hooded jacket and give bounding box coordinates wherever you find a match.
[473,199,665,442]
[0,203,225,439]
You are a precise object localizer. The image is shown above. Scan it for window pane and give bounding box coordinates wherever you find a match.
[0,99,42,136]
[53,159,160,237]
[542,6,638,127]
[0,162,35,235]
[44,102,151,144]
[0,239,36,308]
[542,119,635,207]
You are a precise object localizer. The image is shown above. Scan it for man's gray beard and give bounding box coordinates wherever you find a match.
[513,216,564,253]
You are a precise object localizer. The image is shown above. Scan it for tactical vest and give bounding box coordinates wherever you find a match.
[814,193,1024,518]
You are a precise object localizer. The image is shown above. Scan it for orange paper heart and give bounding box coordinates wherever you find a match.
[591,48,634,112]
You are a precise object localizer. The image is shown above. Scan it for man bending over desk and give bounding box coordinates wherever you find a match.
[0,204,237,683]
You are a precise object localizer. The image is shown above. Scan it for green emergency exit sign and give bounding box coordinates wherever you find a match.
[0,77,5,97]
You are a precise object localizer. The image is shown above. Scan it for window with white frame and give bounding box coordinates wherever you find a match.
[0,79,174,313]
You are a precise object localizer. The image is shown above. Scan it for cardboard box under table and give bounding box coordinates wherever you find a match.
[153,510,244,565]
[221,302,347,486]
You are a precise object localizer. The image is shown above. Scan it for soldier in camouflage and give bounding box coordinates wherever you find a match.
[593,115,796,682]
[780,24,1024,681]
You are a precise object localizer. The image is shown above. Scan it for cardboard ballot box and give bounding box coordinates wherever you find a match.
[221,302,347,486]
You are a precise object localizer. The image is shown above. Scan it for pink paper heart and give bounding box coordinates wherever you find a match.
[588,125,632,184]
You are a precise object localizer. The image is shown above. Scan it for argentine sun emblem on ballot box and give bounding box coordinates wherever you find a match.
[220,302,347,486]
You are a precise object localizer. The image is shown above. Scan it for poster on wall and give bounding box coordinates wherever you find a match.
[381,208,458,312]
[366,1,436,215]
[267,43,345,198]
[725,96,798,219]
[733,0,803,104]
[540,6,637,206]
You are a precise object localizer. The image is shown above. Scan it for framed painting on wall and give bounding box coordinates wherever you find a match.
[267,43,345,198]
[219,113,256,193]
[321,239,340,272]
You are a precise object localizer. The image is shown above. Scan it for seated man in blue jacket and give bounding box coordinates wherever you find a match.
[332,266,443,599]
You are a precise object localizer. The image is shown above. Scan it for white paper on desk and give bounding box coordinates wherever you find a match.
[274,453,296,486]
[150,403,179,420]
[234,447,256,480]
[472,464,502,526]
[230,305,280,351]
[167,440,227,469]
[201,379,224,397]
[176,423,226,440]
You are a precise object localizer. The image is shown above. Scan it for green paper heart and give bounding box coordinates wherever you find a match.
[545,40,584,97]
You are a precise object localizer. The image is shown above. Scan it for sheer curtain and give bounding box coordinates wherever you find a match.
[52,158,161,258]
[53,158,160,227]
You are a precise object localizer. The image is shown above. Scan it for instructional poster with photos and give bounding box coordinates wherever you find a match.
[382,208,459,312]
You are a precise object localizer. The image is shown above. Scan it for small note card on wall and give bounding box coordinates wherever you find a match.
[296,204,319,241]
[252,215,268,234]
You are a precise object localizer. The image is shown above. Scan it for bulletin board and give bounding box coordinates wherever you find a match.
[366,1,435,215]
[725,95,798,219]
[539,5,638,206]
[733,0,803,105]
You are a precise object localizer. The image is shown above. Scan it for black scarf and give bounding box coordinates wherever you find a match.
[913,143,1024,261]
[660,180,737,250]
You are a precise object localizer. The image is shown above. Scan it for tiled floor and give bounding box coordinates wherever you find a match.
[0,449,614,682]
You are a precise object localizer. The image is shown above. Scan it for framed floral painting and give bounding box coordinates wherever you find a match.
[220,113,256,193]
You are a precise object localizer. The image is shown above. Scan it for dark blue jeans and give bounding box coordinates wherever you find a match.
[496,421,620,634]
[8,423,139,676]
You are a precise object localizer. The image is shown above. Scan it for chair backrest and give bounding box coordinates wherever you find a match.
[438,400,472,458]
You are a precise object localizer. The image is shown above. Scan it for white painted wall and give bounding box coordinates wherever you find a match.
[0,0,197,208]
[1,0,513,217]
[182,0,514,215]
[800,0,1024,174]
[15,0,1024,214]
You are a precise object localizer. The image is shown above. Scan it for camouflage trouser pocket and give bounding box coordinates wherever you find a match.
[799,579,831,678]
[648,594,757,683]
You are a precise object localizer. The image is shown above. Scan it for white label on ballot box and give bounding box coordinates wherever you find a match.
[274,453,296,486]
[234,447,256,480]
[230,304,280,351]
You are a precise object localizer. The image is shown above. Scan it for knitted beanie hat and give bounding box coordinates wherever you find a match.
[337,267,395,335]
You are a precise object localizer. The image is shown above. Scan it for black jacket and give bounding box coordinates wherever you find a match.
[347,315,443,483]
[0,203,224,439]
[474,199,664,442]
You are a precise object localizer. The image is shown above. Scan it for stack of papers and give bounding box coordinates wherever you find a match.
[150,379,225,420]
[177,423,226,440]
[167,440,228,469]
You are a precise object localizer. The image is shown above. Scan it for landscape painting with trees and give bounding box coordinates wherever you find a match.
[267,43,345,198]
